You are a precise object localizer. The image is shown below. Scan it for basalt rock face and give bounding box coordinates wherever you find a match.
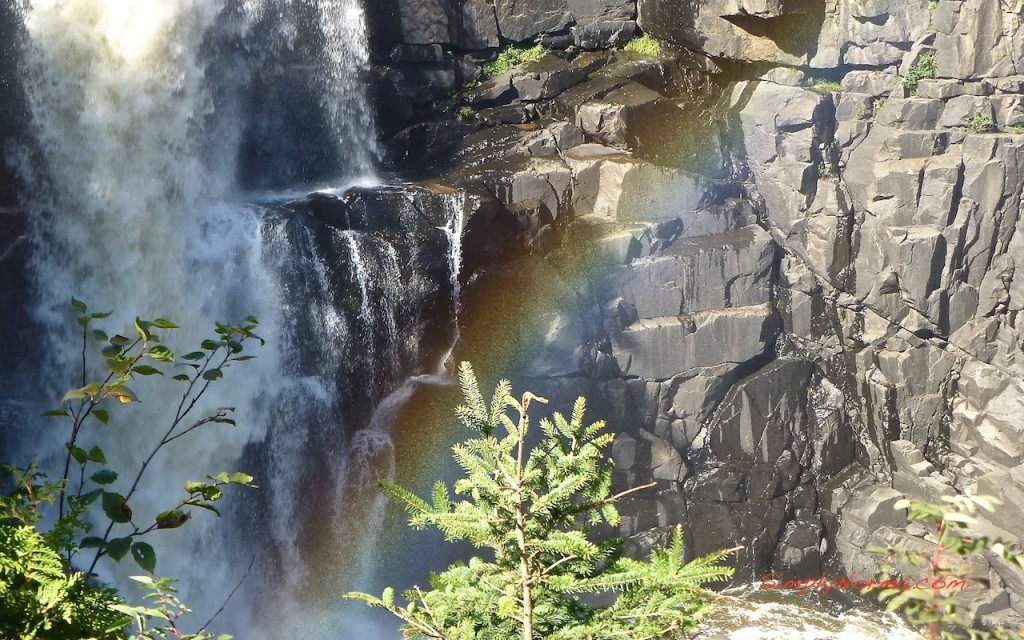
[373,0,1024,624]
[715,3,1024,624]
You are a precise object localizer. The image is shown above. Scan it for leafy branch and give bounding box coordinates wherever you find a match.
[866,492,1024,640]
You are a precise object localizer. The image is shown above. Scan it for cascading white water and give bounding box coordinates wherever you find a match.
[442,193,467,315]
[316,0,380,176]
[12,1,406,638]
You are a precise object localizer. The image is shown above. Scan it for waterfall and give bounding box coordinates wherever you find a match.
[7,1,420,638]
[316,0,380,177]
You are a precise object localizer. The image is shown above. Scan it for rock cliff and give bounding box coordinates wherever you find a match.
[369,0,1024,626]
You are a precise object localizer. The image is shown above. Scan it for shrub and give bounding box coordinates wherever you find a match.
[813,81,843,93]
[904,53,937,93]
[481,44,546,79]
[967,113,998,133]
[866,492,1024,639]
[623,34,662,56]
[347,362,736,640]
[0,298,261,639]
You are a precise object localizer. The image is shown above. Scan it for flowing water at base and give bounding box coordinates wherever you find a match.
[702,584,926,639]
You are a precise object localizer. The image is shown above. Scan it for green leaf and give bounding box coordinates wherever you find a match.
[202,368,224,381]
[132,365,163,376]
[91,329,109,342]
[91,310,114,319]
[148,345,175,363]
[106,536,132,561]
[71,297,88,313]
[131,542,156,573]
[79,489,102,506]
[200,486,223,502]
[87,446,107,464]
[155,510,190,529]
[60,387,89,403]
[172,374,191,382]
[42,409,69,418]
[101,344,122,358]
[185,500,220,516]
[110,334,131,347]
[201,339,220,351]
[185,481,207,494]
[107,384,137,404]
[183,351,206,361]
[229,472,254,485]
[234,355,256,362]
[102,492,132,523]
[93,409,109,425]
[151,318,178,329]
[91,469,118,485]
[70,446,88,465]
[80,536,107,549]
[134,317,152,342]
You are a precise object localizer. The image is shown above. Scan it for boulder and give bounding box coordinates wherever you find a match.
[637,0,824,66]
[494,0,573,42]
[934,0,1024,80]
[709,359,813,463]
[612,226,776,317]
[731,82,834,234]
[394,0,500,48]
[565,146,727,220]
[613,304,779,380]
[572,20,637,49]
[575,81,672,149]
[511,55,589,101]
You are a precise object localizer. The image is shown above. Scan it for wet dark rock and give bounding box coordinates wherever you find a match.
[383,120,468,170]
[390,43,446,63]
[477,103,540,126]
[575,81,671,149]
[572,20,637,49]
[511,56,589,101]
[494,0,574,41]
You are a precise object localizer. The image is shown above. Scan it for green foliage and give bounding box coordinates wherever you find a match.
[622,34,662,57]
[346,362,736,640]
[112,577,232,640]
[818,162,835,180]
[813,81,843,93]
[865,98,887,122]
[457,105,476,121]
[866,492,1024,639]
[0,524,125,639]
[481,44,546,79]
[1,298,261,639]
[904,53,937,94]
[967,113,997,133]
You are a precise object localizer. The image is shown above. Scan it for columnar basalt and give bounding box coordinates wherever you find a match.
[370,0,1024,626]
